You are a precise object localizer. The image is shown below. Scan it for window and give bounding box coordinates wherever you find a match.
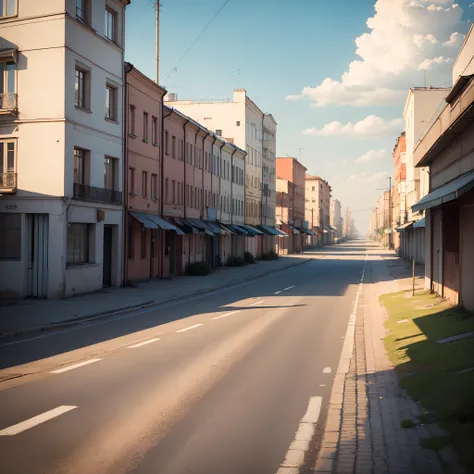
[0,140,15,175]
[74,67,89,109]
[143,112,148,141]
[152,116,158,145]
[105,7,117,42]
[236,121,240,126]
[205,152,208,171]
[165,178,169,202]
[104,157,116,190]
[190,144,193,165]
[0,0,16,17]
[127,225,133,259]
[172,180,176,203]
[216,129,222,136]
[76,0,90,23]
[142,171,148,197]
[0,213,20,260]
[129,167,135,194]
[172,136,176,158]
[67,223,91,265]
[129,105,136,135]
[186,185,189,204]
[165,131,169,154]
[151,174,158,200]
[177,182,181,204]
[140,229,146,259]
[190,186,193,208]
[105,84,117,121]
[73,148,86,184]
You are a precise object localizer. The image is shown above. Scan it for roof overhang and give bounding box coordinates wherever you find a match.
[0,48,18,63]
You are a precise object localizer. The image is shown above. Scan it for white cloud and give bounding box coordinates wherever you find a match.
[347,171,387,183]
[303,115,403,138]
[354,149,386,164]
[286,0,468,107]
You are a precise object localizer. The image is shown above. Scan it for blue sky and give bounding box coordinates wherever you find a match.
[126,0,473,232]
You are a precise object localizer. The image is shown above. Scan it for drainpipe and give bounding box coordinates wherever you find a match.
[218,140,225,221]
[201,131,210,218]
[210,134,217,211]
[261,114,265,227]
[230,146,237,259]
[183,119,190,218]
[160,105,172,280]
[123,62,134,286]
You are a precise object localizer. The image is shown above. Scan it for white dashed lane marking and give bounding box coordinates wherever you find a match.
[248,300,265,307]
[51,359,102,374]
[176,324,203,333]
[127,338,161,349]
[212,311,240,320]
[0,406,77,436]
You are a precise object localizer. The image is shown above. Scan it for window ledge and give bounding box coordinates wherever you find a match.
[129,133,137,138]
[105,117,119,124]
[152,143,159,147]
[75,105,92,114]
[143,139,148,143]
[129,192,137,197]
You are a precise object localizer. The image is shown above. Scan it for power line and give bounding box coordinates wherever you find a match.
[162,0,232,83]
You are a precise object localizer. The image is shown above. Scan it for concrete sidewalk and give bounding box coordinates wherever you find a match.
[0,254,311,339]
[314,247,465,474]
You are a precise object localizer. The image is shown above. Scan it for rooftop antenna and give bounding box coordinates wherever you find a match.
[237,69,240,87]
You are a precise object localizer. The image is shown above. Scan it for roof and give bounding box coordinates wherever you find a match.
[396,221,414,232]
[412,170,474,212]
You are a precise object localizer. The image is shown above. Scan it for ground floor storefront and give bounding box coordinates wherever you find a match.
[0,198,123,299]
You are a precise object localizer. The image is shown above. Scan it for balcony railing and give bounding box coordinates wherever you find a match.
[0,93,18,113]
[73,183,122,204]
[0,172,17,192]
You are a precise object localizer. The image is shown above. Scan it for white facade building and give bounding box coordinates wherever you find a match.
[0,0,129,299]
[262,114,277,227]
[166,89,276,256]
[403,88,450,220]
[330,199,342,237]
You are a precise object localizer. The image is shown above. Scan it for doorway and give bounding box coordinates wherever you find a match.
[103,225,113,287]
[27,214,49,298]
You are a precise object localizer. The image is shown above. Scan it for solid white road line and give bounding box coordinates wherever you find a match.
[51,358,102,374]
[212,311,240,320]
[0,406,77,436]
[248,300,265,307]
[176,323,203,333]
[284,285,296,291]
[126,338,161,349]
[277,396,322,473]
[274,290,282,294]
[323,367,332,374]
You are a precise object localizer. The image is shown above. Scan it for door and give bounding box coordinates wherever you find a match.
[103,225,113,287]
[27,214,48,298]
[166,232,176,275]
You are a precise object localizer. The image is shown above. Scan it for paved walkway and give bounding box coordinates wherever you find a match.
[0,254,311,338]
[314,247,464,474]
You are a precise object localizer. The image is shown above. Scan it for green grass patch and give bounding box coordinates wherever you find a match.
[400,418,415,429]
[421,436,451,452]
[381,290,474,471]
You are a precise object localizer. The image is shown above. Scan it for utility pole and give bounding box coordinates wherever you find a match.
[388,176,392,249]
[154,1,160,84]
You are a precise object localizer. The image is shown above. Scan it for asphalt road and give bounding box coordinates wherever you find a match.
[0,242,373,474]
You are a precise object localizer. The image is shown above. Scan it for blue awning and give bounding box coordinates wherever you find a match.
[226,224,249,236]
[239,225,260,237]
[130,211,156,229]
[412,170,474,212]
[244,225,264,235]
[130,212,184,234]
[413,217,425,229]
[274,228,289,237]
[257,225,280,236]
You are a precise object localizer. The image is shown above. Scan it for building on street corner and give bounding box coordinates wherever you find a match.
[412,25,474,311]
[392,132,406,252]
[0,0,130,299]
[305,174,332,245]
[330,199,342,242]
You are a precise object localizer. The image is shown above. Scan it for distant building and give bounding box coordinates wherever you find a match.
[305,175,332,244]
[330,199,342,239]
[392,132,407,252]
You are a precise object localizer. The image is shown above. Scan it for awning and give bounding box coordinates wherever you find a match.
[130,212,184,235]
[245,225,264,235]
[205,220,223,235]
[396,221,414,232]
[185,218,215,236]
[413,217,425,229]
[274,227,289,237]
[257,225,280,236]
[290,226,300,235]
[412,170,474,212]
[172,217,199,234]
[239,225,260,237]
[218,223,237,235]
[330,225,337,232]
[232,225,250,235]
[0,48,18,63]
[130,211,156,229]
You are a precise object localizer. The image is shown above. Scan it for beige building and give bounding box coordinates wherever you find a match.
[0,0,130,299]
[305,174,331,243]
[413,25,474,311]
[330,199,342,238]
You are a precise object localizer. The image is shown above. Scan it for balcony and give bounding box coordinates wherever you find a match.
[73,183,122,205]
[0,93,18,115]
[0,172,17,193]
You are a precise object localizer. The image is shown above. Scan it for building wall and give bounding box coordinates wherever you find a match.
[452,24,474,83]
[262,114,277,227]
[460,199,474,312]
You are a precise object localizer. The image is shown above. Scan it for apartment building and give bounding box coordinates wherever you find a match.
[330,199,342,239]
[165,89,277,257]
[0,0,129,299]
[305,174,332,244]
[392,132,406,252]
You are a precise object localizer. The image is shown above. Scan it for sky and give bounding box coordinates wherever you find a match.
[125,0,474,233]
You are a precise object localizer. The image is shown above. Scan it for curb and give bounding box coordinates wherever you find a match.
[0,257,312,342]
